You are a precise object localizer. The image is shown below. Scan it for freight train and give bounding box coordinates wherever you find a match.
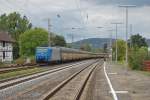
[35,47,107,64]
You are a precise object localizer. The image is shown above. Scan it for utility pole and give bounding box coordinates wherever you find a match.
[43,18,51,46]
[44,14,61,46]
[119,5,136,64]
[67,33,74,48]
[67,33,74,60]
[71,34,74,48]
[111,22,122,63]
[47,18,51,46]
[108,30,113,62]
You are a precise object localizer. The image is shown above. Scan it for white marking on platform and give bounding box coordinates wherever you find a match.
[104,62,118,100]
[109,91,129,94]
[108,73,118,75]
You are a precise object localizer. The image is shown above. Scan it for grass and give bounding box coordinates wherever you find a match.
[0,67,47,80]
[0,63,14,68]
[0,63,5,67]
[117,60,125,64]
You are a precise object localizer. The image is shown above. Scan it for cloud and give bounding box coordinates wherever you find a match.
[0,0,150,42]
[82,0,150,7]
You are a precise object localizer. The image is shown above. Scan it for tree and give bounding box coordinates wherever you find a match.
[129,47,148,70]
[128,34,149,70]
[51,34,66,47]
[80,43,92,51]
[19,28,48,56]
[0,12,32,59]
[130,34,148,48]
[91,48,103,53]
[112,39,126,61]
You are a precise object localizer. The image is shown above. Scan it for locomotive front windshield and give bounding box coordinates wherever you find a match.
[36,48,47,53]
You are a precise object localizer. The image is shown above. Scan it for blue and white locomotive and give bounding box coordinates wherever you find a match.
[36,47,106,64]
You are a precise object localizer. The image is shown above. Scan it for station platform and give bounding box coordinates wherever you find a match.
[105,62,150,100]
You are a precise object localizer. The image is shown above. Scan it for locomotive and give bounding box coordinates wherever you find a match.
[35,47,106,64]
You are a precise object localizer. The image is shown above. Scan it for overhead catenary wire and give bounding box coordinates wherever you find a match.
[74,0,86,26]
[74,0,91,43]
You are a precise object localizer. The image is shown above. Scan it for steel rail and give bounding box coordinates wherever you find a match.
[40,60,100,100]
[0,60,91,90]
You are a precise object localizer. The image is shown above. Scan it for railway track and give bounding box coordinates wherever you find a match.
[0,59,98,100]
[0,60,90,74]
[40,60,102,100]
[79,61,104,100]
[0,60,92,90]
[0,60,90,83]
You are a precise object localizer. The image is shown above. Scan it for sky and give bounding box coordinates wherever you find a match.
[0,0,150,42]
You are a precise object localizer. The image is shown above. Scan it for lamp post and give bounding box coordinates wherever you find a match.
[70,27,82,48]
[130,24,133,48]
[111,22,123,63]
[68,27,84,48]
[119,5,136,64]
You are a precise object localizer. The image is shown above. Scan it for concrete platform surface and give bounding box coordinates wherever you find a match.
[106,62,150,100]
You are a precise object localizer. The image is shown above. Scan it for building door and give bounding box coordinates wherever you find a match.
[3,51,5,59]
[2,41,5,47]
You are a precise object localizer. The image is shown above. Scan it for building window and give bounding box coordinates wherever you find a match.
[3,51,5,59]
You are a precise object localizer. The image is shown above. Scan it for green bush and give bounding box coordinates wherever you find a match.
[129,47,148,70]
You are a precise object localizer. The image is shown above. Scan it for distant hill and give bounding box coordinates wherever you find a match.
[71,38,115,49]
[70,38,150,49]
